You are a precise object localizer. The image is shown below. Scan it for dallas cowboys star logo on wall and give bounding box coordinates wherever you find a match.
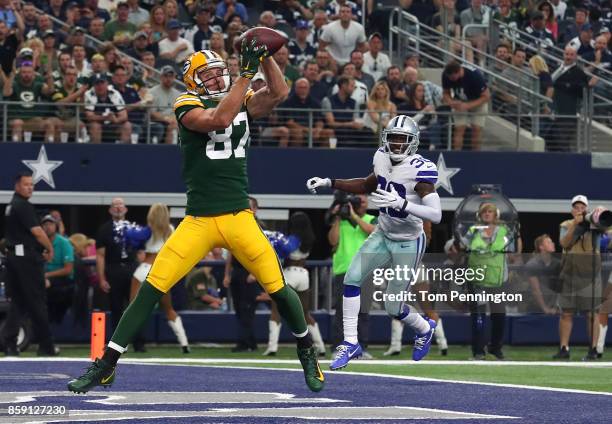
[22,145,63,189]
[435,153,460,195]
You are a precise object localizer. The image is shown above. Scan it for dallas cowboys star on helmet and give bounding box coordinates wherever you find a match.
[381,115,420,162]
[182,50,231,100]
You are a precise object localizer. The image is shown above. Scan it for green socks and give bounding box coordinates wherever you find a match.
[106,281,163,360]
[270,285,309,339]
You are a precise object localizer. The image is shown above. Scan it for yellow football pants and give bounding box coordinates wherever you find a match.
[147,209,285,294]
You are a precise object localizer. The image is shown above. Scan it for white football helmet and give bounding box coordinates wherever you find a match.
[381,115,420,161]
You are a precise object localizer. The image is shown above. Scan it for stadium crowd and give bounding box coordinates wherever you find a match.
[0,0,609,149]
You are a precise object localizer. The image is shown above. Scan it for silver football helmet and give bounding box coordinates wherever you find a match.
[381,115,420,161]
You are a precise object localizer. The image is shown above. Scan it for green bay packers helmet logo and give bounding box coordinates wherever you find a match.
[182,50,231,99]
[20,90,35,108]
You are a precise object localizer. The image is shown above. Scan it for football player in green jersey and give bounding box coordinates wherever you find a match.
[68,38,325,394]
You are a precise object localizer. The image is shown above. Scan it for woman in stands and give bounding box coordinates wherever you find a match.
[149,5,168,42]
[263,212,326,357]
[539,1,558,41]
[129,203,190,353]
[210,32,228,60]
[363,81,397,135]
[400,82,441,149]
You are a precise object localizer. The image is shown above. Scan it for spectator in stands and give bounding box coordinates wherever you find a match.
[45,0,66,22]
[185,266,222,310]
[568,24,595,57]
[72,45,92,81]
[112,65,145,142]
[163,0,181,22]
[40,30,59,73]
[127,0,149,27]
[147,65,180,144]
[88,18,106,49]
[460,0,491,63]
[281,77,335,146]
[492,43,511,74]
[288,20,317,68]
[84,53,111,85]
[319,4,367,66]
[549,46,588,151]
[249,73,290,146]
[315,48,338,80]
[126,31,150,60]
[209,32,228,60]
[0,0,22,31]
[307,9,328,49]
[226,55,240,82]
[350,50,375,92]
[41,214,75,324]
[556,195,602,360]
[382,65,408,106]
[332,62,368,110]
[402,66,443,107]
[21,2,37,38]
[495,47,531,114]
[583,34,612,116]
[442,60,490,150]
[363,81,396,135]
[224,21,244,57]
[539,1,558,41]
[66,26,87,51]
[104,1,137,49]
[400,0,437,26]
[51,65,88,142]
[525,234,560,315]
[139,51,157,87]
[149,5,167,42]
[273,45,300,88]
[303,60,334,103]
[493,0,521,41]
[259,10,283,32]
[523,10,555,55]
[84,73,131,143]
[3,63,56,142]
[564,7,590,45]
[433,0,462,54]
[158,19,194,69]
[275,0,313,24]
[34,14,54,41]
[322,76,370,147]
[529,54,554,114]
[184,4,220,52]
[100,42,121,73]
[82,0,111,25]
[216,0,248,25]
[550,0,567,21]
[400,82,441,149]
[0,20,19,75]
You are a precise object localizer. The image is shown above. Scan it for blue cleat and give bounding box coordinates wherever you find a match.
[329,341,362,370]
[412,319,437,361]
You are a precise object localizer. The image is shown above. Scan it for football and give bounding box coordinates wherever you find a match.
[233,27,288,56]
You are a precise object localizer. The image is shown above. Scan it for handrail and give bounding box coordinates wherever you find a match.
[390,23,551,105]
[388,8,420,64]
[492,18,612,86]
[461,23,489,60]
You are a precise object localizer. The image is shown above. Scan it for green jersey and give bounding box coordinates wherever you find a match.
[174,90,254,216]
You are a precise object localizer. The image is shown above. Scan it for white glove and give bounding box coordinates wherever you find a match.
[370,187,408,211]
[306,177,332,194]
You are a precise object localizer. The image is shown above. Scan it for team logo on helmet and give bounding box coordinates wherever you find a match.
[381,115,420,161]
[182,50,231,99]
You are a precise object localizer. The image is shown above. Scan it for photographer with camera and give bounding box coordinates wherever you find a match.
[328,192,376,357]
[555,195,611,360]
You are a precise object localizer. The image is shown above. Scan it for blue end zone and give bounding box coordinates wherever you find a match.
[0,360,610,423]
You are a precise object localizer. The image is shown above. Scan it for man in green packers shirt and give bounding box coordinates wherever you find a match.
[68,38,325,393]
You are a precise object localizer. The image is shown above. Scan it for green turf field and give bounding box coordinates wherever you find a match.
[26,345,612,393]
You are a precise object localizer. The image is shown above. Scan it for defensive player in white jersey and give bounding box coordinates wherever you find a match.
[307,115,442,370]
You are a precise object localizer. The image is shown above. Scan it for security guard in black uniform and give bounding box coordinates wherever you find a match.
[2,172,59,356]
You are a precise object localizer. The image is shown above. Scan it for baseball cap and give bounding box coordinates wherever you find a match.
[71,26,85,35]
[167,19,181,30]
[43,29,56,38]
[18,47,33,57]
[580,23,592,32]
[41,214,57,224]
[295,19,309,30]
[133,30,147,40]
[571,195,588,207]
[160,65,176,75]
[368,32,383,42]
[92,73,108,84]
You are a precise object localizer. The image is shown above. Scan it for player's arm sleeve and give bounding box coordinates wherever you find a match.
[174,93,205,123]
[405,192,442,224]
